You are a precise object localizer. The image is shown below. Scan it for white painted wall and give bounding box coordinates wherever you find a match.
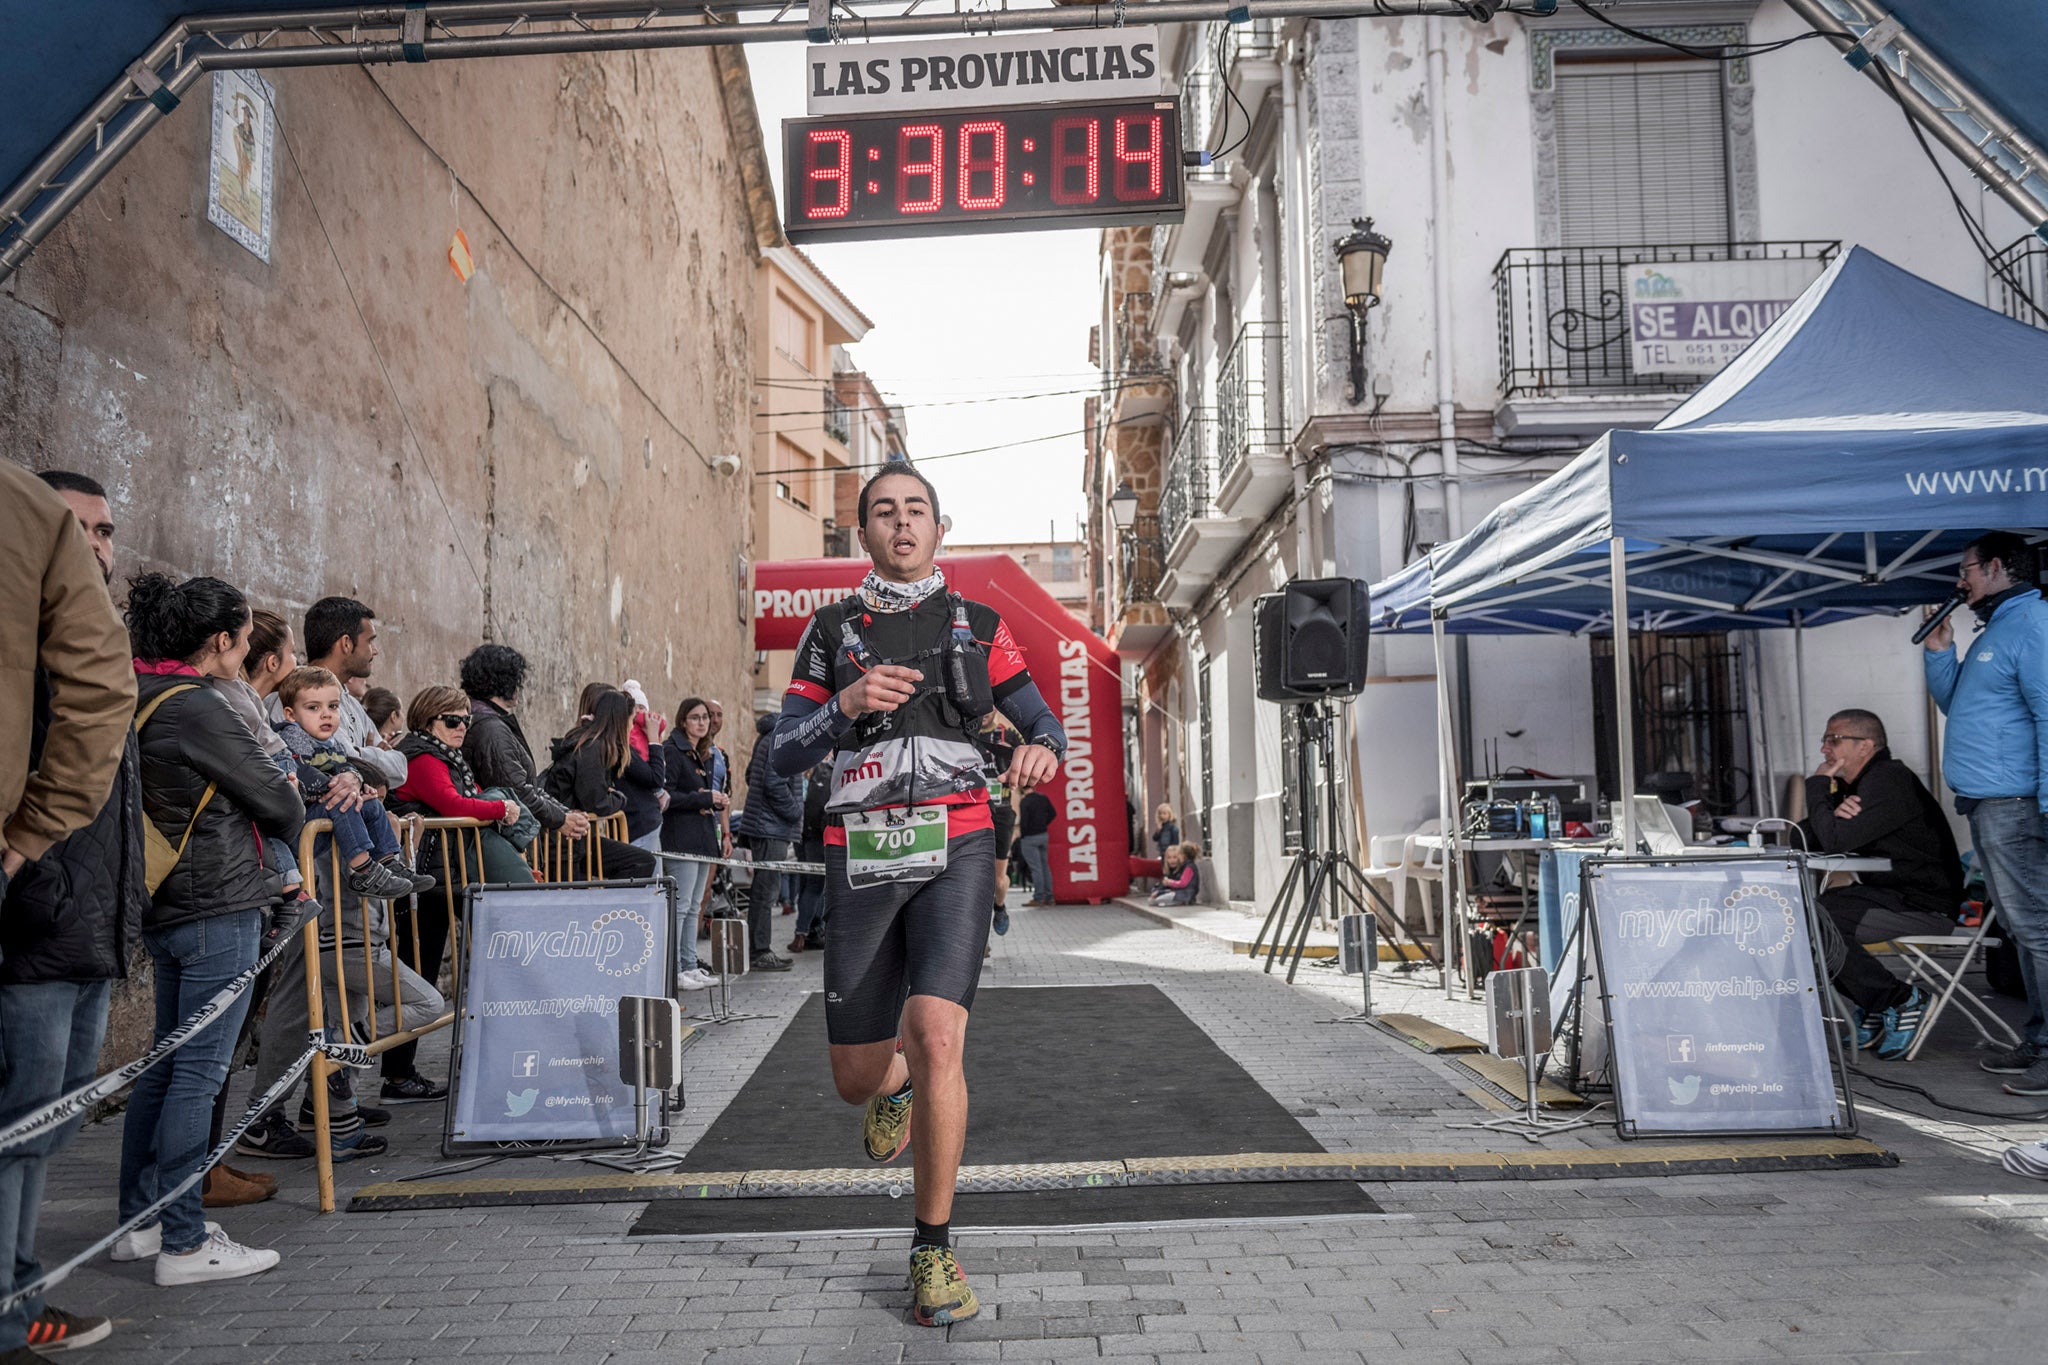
[1167,0,2029,897]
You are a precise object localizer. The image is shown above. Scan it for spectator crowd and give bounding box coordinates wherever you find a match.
[0,463,869,1355]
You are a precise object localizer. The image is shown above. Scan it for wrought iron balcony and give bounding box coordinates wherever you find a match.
[1159,408,1217,553]
[1493,241,1841,398]
[1216,320,1286,488]
[1117,512,1164,616]
[1991,235,2048,330]
[1221,16,1282,69]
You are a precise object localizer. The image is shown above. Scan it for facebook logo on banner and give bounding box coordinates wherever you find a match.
[1668,1035,1696,1064]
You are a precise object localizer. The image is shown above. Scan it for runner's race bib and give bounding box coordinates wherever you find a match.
[843,807,948,888]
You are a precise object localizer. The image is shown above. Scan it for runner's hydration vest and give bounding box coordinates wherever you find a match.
[819,592,996,815]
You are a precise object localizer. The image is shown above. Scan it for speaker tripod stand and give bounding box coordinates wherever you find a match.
[1251,699,1441,984]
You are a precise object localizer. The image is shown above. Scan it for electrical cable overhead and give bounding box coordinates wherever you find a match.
[360,70,725,471]
[1868,65,2048,327]
[748,416,1149,478]
[751,378,1160,419]
[1562,5,2044,327]
[1568,1,1847,60]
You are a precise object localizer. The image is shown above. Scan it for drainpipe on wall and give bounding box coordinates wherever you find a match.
[1426,15,1473,777]
[1282,39,1315,577]
[1424,14,1462,539]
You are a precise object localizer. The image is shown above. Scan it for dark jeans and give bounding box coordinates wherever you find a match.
[570,836,657,883]
[1019,833,1053,903]
[1815,883,1950,1013]
[0,980,110,1348]
[384,827,532,1080]
[324,794,402,866]
[119,909,260,1254]
[743,837,791,955]
[795,873,826,936]
[1970,798,2048,1050]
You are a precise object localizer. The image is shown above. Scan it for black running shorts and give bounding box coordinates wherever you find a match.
[822,827,995,1045]
[989,803,1016,866]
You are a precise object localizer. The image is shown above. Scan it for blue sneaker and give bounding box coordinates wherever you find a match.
[993,906,1010,936]
[1875,987,1928,1061]
[1849,1005,1880,1051]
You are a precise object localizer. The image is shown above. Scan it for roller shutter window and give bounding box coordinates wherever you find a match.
[1555,58,1730,247]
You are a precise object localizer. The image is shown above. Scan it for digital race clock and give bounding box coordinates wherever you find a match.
[782,98,1185,243]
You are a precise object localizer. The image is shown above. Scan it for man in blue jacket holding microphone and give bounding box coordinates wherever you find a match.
[1924,531,2048,1095]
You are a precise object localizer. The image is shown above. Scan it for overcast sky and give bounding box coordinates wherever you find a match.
[747,42,1098,546]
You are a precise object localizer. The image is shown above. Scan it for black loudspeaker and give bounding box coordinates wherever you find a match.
[1253,578,1370,702]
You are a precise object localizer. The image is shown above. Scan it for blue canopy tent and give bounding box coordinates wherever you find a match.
[1368,246,2048,988]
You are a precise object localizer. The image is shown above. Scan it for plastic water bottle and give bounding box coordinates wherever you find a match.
[839,619,878,672]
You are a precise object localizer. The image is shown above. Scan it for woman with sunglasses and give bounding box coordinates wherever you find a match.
[390,686,534,886]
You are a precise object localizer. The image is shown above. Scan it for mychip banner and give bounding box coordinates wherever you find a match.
[1585,856,1852,1138]
[446,880,675,1153]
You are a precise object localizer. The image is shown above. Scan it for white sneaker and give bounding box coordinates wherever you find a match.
[109,1219,219,1263]
[153,1227,280,1286]
[677,968,714,991]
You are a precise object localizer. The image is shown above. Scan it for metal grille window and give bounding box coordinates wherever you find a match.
[1555,59,1729,247]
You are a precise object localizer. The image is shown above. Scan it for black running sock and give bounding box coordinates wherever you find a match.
[913,1219,950,1250]
[888,1079,913,1103]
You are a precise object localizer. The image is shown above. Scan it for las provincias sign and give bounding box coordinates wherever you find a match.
[805,28,1165,115]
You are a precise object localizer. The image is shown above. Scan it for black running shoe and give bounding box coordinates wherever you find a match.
[300,1095,389,1129]
[233,1110,314,1160]
[380,1074,450,1104]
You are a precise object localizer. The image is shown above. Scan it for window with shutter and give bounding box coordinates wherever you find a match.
[1555,59,1730,247]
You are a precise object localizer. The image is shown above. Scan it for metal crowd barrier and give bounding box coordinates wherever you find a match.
[297,809,632,1212]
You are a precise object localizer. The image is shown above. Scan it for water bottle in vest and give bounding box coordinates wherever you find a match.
[945,597,992,719]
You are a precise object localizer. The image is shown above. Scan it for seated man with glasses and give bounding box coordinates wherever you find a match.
[1802,708,1963,1059]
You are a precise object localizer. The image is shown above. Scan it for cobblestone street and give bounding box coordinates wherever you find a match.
[33,900,2048,1363]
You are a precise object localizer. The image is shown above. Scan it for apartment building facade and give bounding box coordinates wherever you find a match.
[1088,1,2036,906]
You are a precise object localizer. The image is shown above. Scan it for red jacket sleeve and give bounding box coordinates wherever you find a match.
[396,754,506,822]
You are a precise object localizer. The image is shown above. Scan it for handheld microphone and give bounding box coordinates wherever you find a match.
[1911,589,1968,645]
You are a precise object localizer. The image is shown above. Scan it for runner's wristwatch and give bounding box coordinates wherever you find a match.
[1028,734,1064,760]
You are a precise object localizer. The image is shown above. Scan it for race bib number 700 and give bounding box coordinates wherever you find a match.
[843,807,948,888]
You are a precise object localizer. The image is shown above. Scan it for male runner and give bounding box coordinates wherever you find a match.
[772,465,1064,1326]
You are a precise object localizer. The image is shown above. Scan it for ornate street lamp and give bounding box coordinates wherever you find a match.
[1333,217,1392,406]
[1108,480,1140,532]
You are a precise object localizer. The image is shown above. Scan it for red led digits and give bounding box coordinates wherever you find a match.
[897,124,943,213]
[805,129,852,219]
[1050,115,1100,205]
[958,121,1007,210]
[1112,114,1163,202]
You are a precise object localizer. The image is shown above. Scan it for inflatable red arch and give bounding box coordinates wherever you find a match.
[753,555,1131,903]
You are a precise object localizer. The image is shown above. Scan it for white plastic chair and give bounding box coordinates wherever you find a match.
[1890,906,2022,1061]
[1360,820,1444,936]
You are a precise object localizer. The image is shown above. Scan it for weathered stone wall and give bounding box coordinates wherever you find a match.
[2,47,771,1063]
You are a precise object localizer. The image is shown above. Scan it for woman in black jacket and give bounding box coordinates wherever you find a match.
[116,574,301,1286]
[660,697,727,987]
[542,690,657,882]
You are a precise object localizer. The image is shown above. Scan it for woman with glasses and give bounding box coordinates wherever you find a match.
[391,686,535,887]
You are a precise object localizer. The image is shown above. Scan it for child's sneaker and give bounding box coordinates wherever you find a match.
[380,855,437,895]
[346,859,417,901]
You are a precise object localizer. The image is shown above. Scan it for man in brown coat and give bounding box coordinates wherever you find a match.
[1,462,134,895]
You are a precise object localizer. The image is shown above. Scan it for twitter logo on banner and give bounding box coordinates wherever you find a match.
[1668,1075,1702,1106]
[505,1088,540,1117]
